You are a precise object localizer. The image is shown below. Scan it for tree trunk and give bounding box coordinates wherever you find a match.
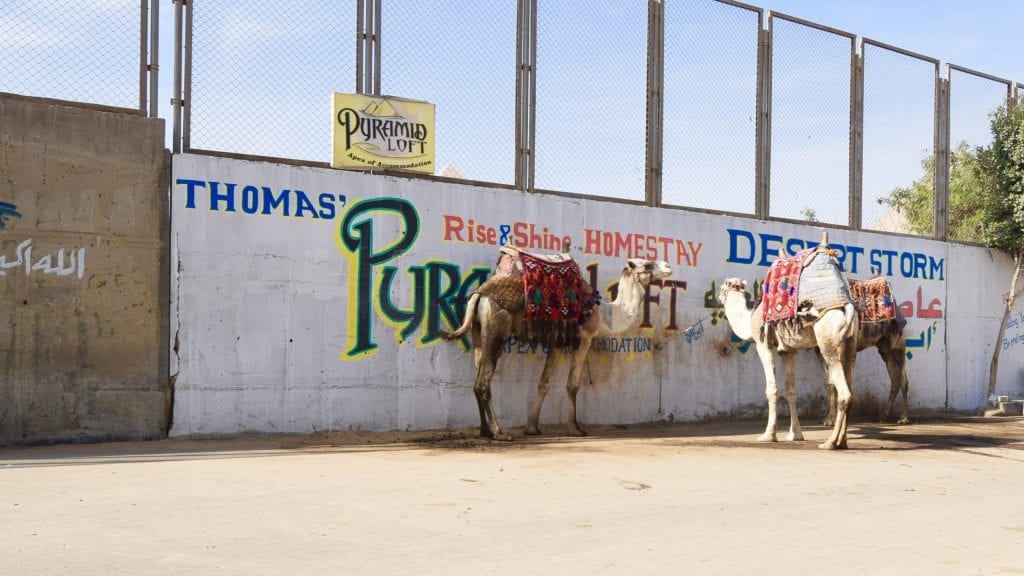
[987,250,1023,400]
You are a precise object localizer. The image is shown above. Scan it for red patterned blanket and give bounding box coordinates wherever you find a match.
[849,277,896,324]
[761,247,815,324]
[520,252,590,321]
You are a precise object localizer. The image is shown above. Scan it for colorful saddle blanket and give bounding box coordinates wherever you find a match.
[849,277,896,324]
[761,247,815,325]
[472,246,600,349]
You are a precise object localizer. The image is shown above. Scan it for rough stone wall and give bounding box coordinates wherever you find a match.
[0,94,170,444]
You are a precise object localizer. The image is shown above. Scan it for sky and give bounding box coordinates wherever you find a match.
[6,1,1024,227]
[760,0,1024,82]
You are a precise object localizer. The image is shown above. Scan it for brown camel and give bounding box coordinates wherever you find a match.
[718,235,859,450]
[819,278,910,426]
[442,246,672,441]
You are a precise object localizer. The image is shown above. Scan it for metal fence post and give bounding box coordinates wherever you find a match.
[515,0,537,192]
[849,42,864,230]
[171,0,184,153]
[754,14,771,220]
[934,70,950,241]
[645,0,664,207]
[356,0,382,96]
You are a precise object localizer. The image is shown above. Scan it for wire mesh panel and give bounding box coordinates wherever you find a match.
[768,15,853,225]
[0,0,141,110]
[380,0,516,184]
[534,1,648,200]
[187,1,354,161]
[662,0,759,214]
[947,66,1011,243]
[861,41,937,236]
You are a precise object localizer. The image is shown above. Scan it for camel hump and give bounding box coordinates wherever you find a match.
[500,243,573,264]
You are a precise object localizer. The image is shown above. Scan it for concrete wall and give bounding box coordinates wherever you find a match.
[169,153,1024,437]
[0,94,170,444]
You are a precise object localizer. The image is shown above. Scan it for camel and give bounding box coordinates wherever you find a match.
[819,278,910,426]
[717,236,859,450]
[441,247,672,441]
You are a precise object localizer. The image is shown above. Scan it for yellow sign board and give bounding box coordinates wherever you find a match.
[332,93,435,173]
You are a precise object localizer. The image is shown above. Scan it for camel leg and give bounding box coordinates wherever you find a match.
[565,337,594,437]
[526,346,564,435]
[878,340,911,425]
[820,340,856,450]
[473,309,516,438]
[755,342,779,442]
[781,352,804,441]
[815,347,837,426]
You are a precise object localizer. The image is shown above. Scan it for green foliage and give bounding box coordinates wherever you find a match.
[879,104,1024,252]
[979,104,1024,254]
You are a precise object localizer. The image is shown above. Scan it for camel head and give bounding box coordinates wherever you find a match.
[625,258,673,286]
[718,277,750,307]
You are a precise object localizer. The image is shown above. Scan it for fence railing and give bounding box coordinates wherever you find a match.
[3,1,1021,243]
[0,0,159,115]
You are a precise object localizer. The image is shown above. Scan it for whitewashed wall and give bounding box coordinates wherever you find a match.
[169,154,1024,436]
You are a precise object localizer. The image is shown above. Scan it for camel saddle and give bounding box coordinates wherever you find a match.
[761,242,853,330]
[472,243,599,349]
[849,277,905,338]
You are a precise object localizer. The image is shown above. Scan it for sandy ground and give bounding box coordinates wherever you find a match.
[2,416,1023,576]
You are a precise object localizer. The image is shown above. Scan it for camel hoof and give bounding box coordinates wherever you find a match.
[822,419,834,427]
[493,433,514,442]
[756,433,777,443]
[787,432,804,442]
[524,426,541,436]
[897,418,910,425]
[818,441,837,450]
[568,428,588,437]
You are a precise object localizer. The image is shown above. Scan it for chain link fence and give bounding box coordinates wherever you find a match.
[533,1,649,200]
[3,1,1019,244]
[186,1,354,160]
[662,0,759,214]
[861,41,938,235]
[947,66,1012,243]
[0,0,147,112]
[767,14,854,226]
[380,0,516,183]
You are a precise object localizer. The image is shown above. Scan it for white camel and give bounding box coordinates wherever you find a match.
[442,251,672,441]
[717,241,859,450]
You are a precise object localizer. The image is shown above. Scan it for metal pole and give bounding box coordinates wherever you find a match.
[372,0,381,96]
[645,0,664,207]
[849,42,864,230]
[934,68,950,241]
[171,0,183,152]
[139,0,148,113]
[183,0,193,151]
[355,0,364,93]
[149,0,159,118]
[755,13,772,219]
[515,0,537,192]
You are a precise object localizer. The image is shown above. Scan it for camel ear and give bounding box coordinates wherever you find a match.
[627,260,638,269]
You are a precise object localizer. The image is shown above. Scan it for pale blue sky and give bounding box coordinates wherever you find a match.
[12,0,1013,226]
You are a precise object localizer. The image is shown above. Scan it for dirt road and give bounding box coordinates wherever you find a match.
[2,416,1023,576]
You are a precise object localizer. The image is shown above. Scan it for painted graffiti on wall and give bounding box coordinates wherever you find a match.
[0,201,22,229]
[338,197,691,359]
[0,201,86,280]
[0,239,86,279]
[726,228,945,280]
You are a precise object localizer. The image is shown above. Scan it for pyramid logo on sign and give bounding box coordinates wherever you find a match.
[362,99,399,118]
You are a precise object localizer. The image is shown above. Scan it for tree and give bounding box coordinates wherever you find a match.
[978,105,1024,399]
[878,142,990,240]
[880,104,1024,402]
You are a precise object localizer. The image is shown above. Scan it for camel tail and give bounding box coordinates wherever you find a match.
[440,293,480,341]
[842,302,858,341]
